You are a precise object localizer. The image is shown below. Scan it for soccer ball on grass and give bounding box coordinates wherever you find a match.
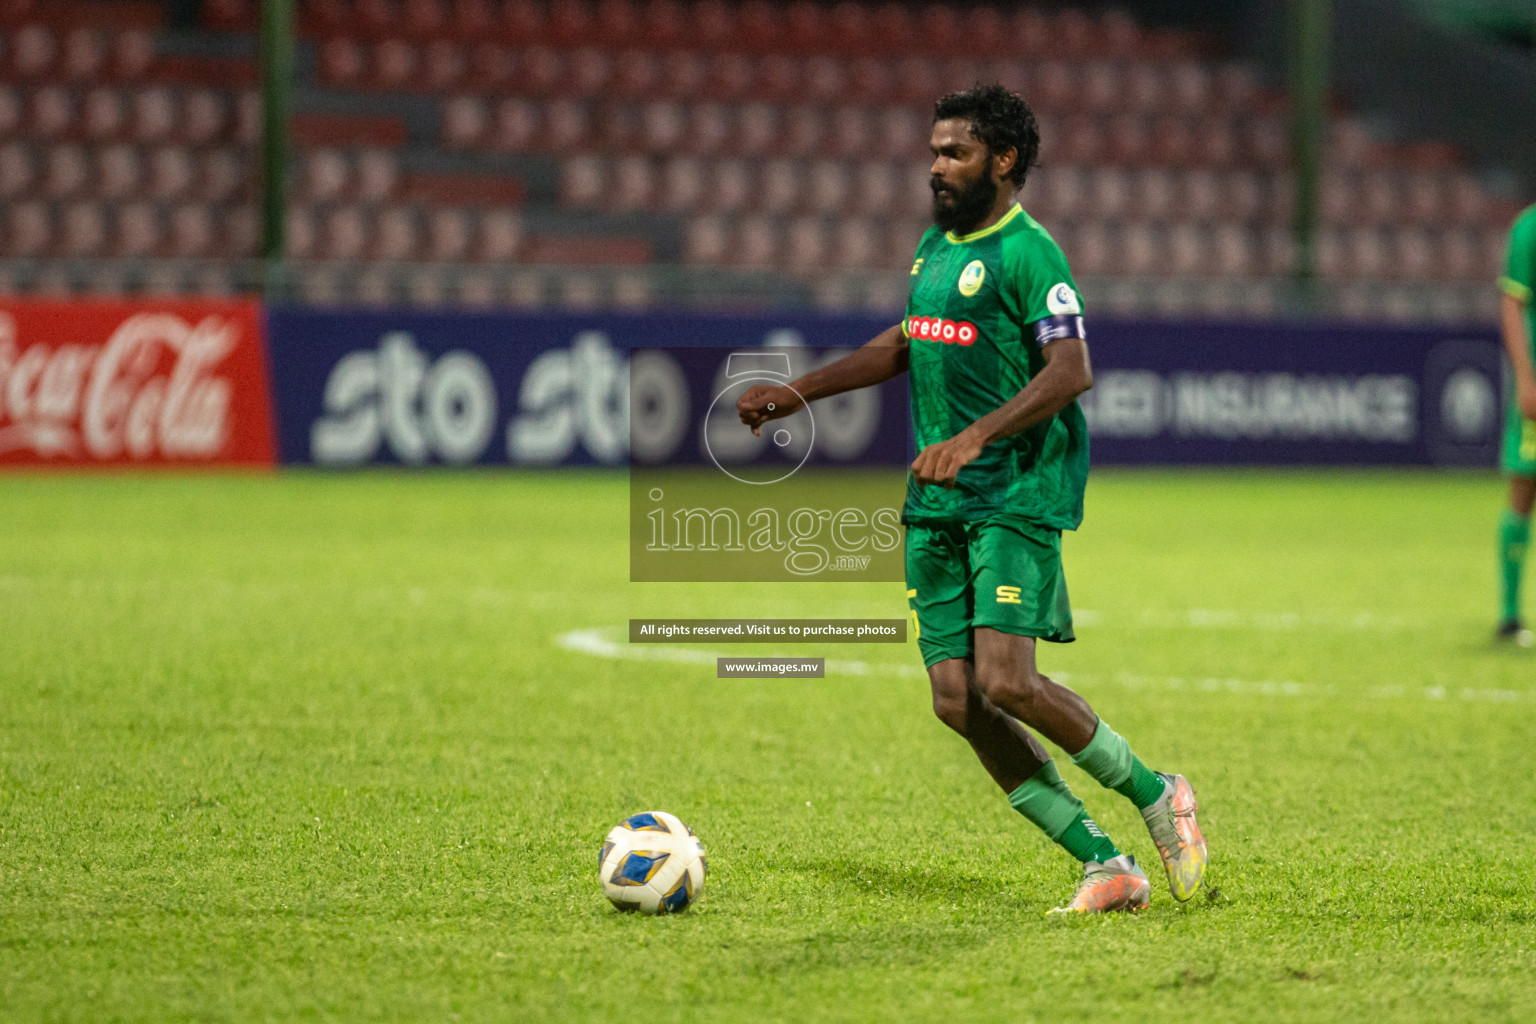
[599,811,706,914]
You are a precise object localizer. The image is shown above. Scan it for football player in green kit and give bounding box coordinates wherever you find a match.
[737,86,1207,913]
[1495,204,1536,647]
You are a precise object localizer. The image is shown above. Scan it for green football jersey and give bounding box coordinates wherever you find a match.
[902,203,1089,530]
[1499,202,1536,362]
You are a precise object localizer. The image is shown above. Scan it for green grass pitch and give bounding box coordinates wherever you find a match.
[2,469,1534,1022]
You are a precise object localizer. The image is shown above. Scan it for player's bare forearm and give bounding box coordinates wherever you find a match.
[911,338,1091,489]
[1501,293,1536,419]
[967,338,1093,445]
[737,324,908,434]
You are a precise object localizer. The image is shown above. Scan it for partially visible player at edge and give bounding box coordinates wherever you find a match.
[1495,204,1536,647]
[737,86,1207,913]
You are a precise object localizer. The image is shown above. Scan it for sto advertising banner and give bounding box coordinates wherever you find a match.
[265,308,1504,469]
[264,308,905,468]
[0,299,275,468]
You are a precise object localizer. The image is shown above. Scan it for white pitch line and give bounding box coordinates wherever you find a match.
[554,628,1533,705]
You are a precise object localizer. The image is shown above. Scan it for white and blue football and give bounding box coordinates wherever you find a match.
[599,811,707,914]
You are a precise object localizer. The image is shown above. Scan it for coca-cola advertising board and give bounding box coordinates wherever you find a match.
[0,300,276,468]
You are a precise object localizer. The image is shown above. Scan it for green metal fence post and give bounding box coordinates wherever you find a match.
[259,0,294,300]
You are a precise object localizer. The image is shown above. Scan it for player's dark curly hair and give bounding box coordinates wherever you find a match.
[933,85,1041,188]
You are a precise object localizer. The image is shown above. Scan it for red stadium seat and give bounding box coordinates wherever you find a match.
[355,148,400,201]
[42,144,89,199]
[734,214,778,269]
[595,0,639,46]
[475,209,524,260]
[560,154,607,206]
[890,57,940,108]
[704,54,755,102]
[486,97,538,151]
[466,42,515,90]
[441,95,489,148]
[456,268,497,306]
[112,29,155,81]
[640,0,687,48]
[848,161,897,217]
[373,39,421,91]
[199,148,246,202]
[320,206,369,261]
[182,89,229,145]
[225,205,259,257]
[501,0,544,45]
[656,156,704,212]
[545,99,592,151]
[707,159,751,213]
[423,38,468,91]
[146,146,195,200]
[1087,168,1132,221]
[638,100,685,153]
[62,27,106,80]
[737,103,778,157]
[754,54,802,103]
[614,49,664,100]
[11,24,57,78]
[546,0,594,47]
[825,107,870,162]
[0,142,32,199]
[683,215,728,264]
[132,87,177,143]
[807,160,849,214]
[299,148,351,203]
[682,103,729,157]
[1102,113,1150,166]
[1120,222,1157,276]
[1179,169,1221,222]
[1401,172,1444,226]
[1082,62,1121,115]
[93,143,138,200]
[7,200,51,257]
[404,0,450,38]
[873,107,923,162]
[1132,168,1176,222]
[59,201,106,257]
[758,158,799,213]
[595,103,638,152]
[832,216,880,269]
[778,106,824,159]
[569,47,612,98]
[1211,224,1256,276]
[425,206,471,261]
[356,0,401,37]
[1320,171,1357,227]
[372,206,418,261]
[828,2,874,56]
[113,202,161,257]
[519,46,565,96]
[168,203,213,258]
[784,1,828,54]
[784,216,828,268]
[1221,171,1265,224]
[449,0,497,41]
[608,154,655,210]
[1166,223,1207,276]
[30,86,75,140]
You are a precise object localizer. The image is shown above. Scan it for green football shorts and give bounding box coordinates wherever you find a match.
[903,518,1075,667]
[1503,397,1536,476]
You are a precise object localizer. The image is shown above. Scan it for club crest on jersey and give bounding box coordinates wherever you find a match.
[1046,282,1081,315]
[957,260,986,297]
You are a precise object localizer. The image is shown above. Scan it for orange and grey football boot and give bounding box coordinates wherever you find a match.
[1141,772,1207,901]
[1048,855,1151,914]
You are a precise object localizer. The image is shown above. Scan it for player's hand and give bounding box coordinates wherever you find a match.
[736,385,803,436]
[911,430,986,489]
[1519,378,1536,421]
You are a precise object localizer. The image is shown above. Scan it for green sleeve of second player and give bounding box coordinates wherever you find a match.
[1500,206,1536,304]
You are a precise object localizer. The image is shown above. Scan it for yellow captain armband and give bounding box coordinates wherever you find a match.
[1499,276,1533,304]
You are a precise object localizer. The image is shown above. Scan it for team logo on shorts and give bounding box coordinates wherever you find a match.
[996,585,1022,604]
[957,260,986,297]
[1046,282,1081,315]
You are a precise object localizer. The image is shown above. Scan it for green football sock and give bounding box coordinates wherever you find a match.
[1499,509,1529,622]
[1008,761,1122,864]
[1070,719,1169,810]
